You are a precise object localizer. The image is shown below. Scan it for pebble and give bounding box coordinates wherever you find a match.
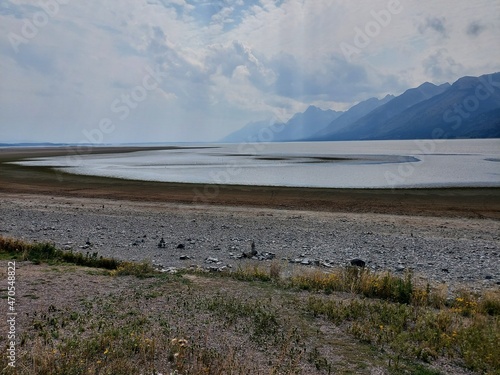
[1,196,499,291]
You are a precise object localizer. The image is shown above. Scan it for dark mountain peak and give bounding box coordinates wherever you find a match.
[417,81,436,89]
[304,105,320,112]
[302,105,340,116]
[451,72,500,90]
[289,105,340,122]
[307,94,396,140]
[273,105,343,141]
[391,81,449,104]
[403,81,449,98]
[353,94,394,109]
[451,75,479,90]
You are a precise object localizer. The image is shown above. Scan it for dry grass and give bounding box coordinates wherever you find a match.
[1,237,499,374]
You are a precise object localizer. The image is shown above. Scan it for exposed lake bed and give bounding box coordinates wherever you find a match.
[1,141,499,291]
[10,139,500,189]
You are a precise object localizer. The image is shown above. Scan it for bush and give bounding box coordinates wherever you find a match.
[110,261,156,277]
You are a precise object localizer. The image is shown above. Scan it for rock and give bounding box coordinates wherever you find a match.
[242,249,257,258]
[320,261,334,268]
[179,255,191,260]
[256,252,276,261]
[158,237,166,248]
[441,268,450,273]
[205,257,219,263]
[301,258,311,265]
[160,267,179,274]
[350,258,366,268]
[176,243,185,249]
[396,265,405,272]
[208,265,227,272]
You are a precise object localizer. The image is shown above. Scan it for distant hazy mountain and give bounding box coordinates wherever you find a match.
[317,81,451,141]
[370,72,500,139]
[309,94,395,140]
[272,106,342,141]
[220,72,500,143]
[0,142,70,147]
[220,106,340,143]
[220,119,284,143]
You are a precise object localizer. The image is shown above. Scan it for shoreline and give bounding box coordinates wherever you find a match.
[1,147,499,290]
[1,145,500,218]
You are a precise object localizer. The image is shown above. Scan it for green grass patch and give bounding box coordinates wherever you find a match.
[0,236,121,269]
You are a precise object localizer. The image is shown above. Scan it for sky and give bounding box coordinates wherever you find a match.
[0,0,499,143]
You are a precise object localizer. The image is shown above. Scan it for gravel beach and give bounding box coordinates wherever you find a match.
[1,193,499,292]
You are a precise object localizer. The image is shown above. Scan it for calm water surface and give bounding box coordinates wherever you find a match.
[14,139,500,189]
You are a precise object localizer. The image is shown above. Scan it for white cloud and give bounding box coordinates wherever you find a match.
[0,0,499,142]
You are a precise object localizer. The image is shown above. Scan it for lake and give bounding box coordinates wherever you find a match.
[13,139,500,189]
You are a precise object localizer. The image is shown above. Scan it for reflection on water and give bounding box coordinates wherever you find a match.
[13,139,500,189]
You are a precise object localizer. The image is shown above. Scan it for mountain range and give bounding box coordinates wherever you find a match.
[221,72,500,142]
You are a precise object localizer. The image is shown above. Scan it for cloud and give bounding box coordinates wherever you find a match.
[422,48,464,81]
[466,21,486,37]
[418,16,448,38]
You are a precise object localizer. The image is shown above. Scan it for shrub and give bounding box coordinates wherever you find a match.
[110,261,156,277]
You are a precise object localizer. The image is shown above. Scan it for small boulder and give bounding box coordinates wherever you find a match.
[301,258,311,266]
[158,237,166,248]
[257,252,276,261]
[350,258,366,268]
